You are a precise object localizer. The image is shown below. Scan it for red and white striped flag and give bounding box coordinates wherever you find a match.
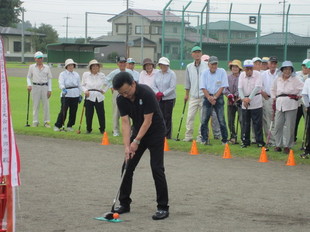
[0,36,21,232]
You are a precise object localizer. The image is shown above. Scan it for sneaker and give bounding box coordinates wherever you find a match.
[53,126,60,132]
[66,127,74,132]
[196,137,202,143]
[44,122,51,128]
[152,210,169,220]
[113,132,120,137]
[274,147,282,152]
[182,138,192,142]
[283,147,290,154]
[32,122,39,127]
[300,153,309,159]
[112,205,130,214]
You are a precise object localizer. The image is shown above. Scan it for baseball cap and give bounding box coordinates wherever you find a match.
[306,61,310,69]
[208,56,218,64]
[34,51,43,58]
[243,59,254,67]
[269,56,278,63]
[261,57,269,63]
[252,57,262,63]
[191,46,202,53]
[127,58,135,63]
[117,56,127,63]
[302,59,310,66]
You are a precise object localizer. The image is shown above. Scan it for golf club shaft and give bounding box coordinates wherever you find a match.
[301,111,310,149]
[111,160,129,212]
[77,106,85,133]
[26,91,30,125]
[176,101,187,140]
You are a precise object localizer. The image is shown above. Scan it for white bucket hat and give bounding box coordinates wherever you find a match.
[64,58,77,68]
[158,57,170,66]
[88,59,101,69]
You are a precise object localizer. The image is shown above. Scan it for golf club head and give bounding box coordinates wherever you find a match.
[103,212,114,220]
[265,147,269,151]
[76,130,81,134]
[25,124,30,127]
[174,138,180,141]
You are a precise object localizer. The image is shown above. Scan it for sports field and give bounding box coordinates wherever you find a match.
[7,64,310,231]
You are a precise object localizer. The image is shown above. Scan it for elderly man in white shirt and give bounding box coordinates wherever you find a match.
[54,59,81,132]
[300,60,310,159]
[26,51,53,128]
[106,56,132,136]
[199,56,229,145]
[183,46,208,142]
[238,59,265,148]
[294,58,310,142]
[261,56,279,145]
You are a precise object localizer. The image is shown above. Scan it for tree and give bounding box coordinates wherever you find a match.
[16,20,32,30]
[0,0,23,27]
[28,24,59,53]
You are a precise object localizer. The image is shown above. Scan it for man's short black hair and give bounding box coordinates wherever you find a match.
[113,72,134,90]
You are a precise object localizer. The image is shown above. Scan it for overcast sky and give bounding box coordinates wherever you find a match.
[21,0,310,38]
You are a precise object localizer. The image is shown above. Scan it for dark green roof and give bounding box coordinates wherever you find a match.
[242,32,310,45]
[204,20,257,32]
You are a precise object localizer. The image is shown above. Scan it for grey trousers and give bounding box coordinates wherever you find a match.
[274,109,297,148]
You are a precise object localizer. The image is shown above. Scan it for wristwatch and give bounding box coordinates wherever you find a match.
[133,139,140,145]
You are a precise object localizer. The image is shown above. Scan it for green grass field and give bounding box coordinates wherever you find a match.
[7,73,310,165]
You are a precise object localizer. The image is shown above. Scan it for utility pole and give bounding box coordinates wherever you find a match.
[279,0,287,33]
[206,0,210,41]
[21,8,25,63]
[125,0,129,57]
[64,16,71,42]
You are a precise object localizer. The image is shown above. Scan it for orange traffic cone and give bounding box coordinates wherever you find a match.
[189,140,199,155]
[101,132,110,145]
[258,147,269,163]
[286,149,296,166]
[222,143,232,159]
[164,137,170,151]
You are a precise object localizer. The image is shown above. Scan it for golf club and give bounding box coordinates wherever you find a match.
[235,109,239,144]
[175,100,187,141]
[301,111,310,150]
[102,159,129,220]
[76,106,85,134]
[25,91,31,127]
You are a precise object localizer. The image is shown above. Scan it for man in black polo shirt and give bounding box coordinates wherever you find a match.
[112,72,169,220]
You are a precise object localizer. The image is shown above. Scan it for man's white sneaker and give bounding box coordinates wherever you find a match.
[182,138,192,142]
[66,127,74,132]
[113,132,120,137]
[53,126,60,132]
[32,122,39,127]
[44,122,51,128]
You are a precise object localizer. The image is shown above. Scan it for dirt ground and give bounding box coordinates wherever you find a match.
[15,134,310,232]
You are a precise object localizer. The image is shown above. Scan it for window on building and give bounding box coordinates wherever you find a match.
[116,24,131,35]
[13,41,21,52]
[135,26,142,34]
[173,27,178,33]
[151,26,161,35]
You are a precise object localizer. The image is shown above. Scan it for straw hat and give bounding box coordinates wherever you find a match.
[229,59,242,70]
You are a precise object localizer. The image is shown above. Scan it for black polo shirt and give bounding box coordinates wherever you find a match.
[117,84,166,138]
